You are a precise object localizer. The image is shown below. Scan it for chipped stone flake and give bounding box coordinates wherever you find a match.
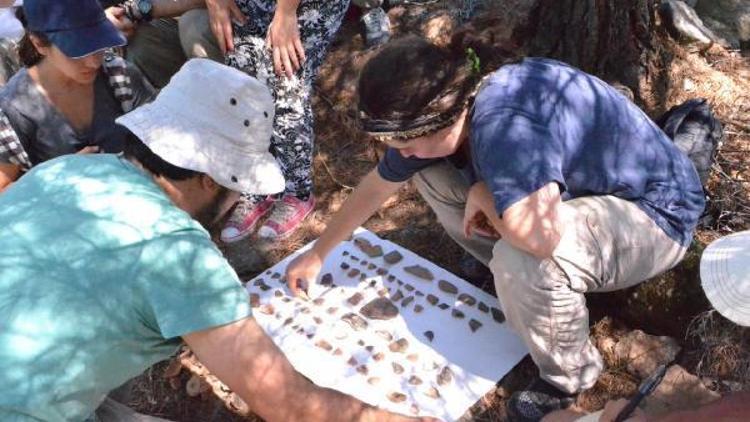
[408,375,423,385]
[341,313,368,331]
[438,279,458,295]
[347,268,361,278]
[360,297,399,320]
[458,293,476,306]
[469,319,483,332]
[383,250,403,265]
[320,273,334,286]
[249,293,260,308]
[424,330,434,342]
[438,303,450,310]
[389,338,409,353]
[387,392,407,403]
[424,387,441,399]
[391,289,404,302]
[392,362,404,374]
[414,304,424,314]
[404,265,434,281]
[437,366,454,386]
[401,296,414,307]
[491,307,506,323]
[347,292,364,306]
[315,339,333,351]
[353,237,384,258]
[451,309,465,319]
[426,294,439,306]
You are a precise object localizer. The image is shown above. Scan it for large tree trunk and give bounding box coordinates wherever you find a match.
[515,0,661,104]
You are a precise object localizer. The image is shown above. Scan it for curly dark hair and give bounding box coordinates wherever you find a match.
[357,16,521,141]
[15,7,51,67]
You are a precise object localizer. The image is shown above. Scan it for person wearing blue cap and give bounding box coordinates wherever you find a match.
[0,0,156,192]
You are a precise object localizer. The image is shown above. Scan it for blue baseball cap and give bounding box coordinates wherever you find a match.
[23,0,126,59]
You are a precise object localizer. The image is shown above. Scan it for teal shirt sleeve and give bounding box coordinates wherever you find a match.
[136,231,252,339]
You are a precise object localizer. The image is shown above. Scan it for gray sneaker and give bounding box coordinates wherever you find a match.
[361,7,390,47]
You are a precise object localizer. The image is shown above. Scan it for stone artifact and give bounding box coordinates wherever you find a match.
[426,294,439,306]
[320,273,334,286]
[406,353,419,362]
[360,297,399,320]
[458,293,476,306]
[356,365,369,376]
[347,268,361,278]
[259,304,274,315]
[313,316,323,325]
[315,339,333,351]
[414,305,424,314]
[478,301,489,313]
[438,303,450,310]
[404,284,415,292]
[451,309,465,319]
[347,356,358,366]
[387,392,407,403]
[401,296,414,307]
[389,338,409,353]
[249,293,260,308]
[367,263,376,270]
[368,377,381,385]
[376,330,393,341]
[341,313,368,331]
[272,272,281,279]
[404,265,434,281]
[391,289,404,302]
[326,306,338,314]
[383,250,403,265]
[437,366,454,386]
[333,348,343,356]
[354,237,384,258]
[340,262,350,270]
[313,298,325,306]
[373,352,385,361]
[347,292,364,306]
[469,319,483,332]
[387,274,396,282]
[424,331,434,342]
[273,290,283,298]
[408,375,423,385]
[392,362,404,374]
[438,280,458,295]
[424,387,440,399]
[491,307,506,323]
[376,268,388,276]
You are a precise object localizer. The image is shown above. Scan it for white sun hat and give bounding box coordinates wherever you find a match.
[700,230,750,327]
[116,58,285,195]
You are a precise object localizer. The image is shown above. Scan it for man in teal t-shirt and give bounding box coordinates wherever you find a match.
[0,59,421,422]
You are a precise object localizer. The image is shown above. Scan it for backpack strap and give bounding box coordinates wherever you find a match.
[101,50,135,113]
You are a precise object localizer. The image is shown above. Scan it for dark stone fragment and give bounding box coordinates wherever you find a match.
[249,293,260,308]
[340,262,350,270]
[458,293,476,306]
[361,260,368,266]
[347,268,361,278]
[282,297,291,303]
[387,392,406,403]
[383,250,403,265]
[438,303,450,310]
[347,356,358,366]
[426,295,439,306]
[373,352,385,361]
[365,345,374,352]
[320,273,334,286]
[306,333,314,339]
[333,348,343,356]
[313,316,323,325]
[391,289,404,302]
[377,288,388,297]
[327,306,338,314]
[253,279,265,286]
[414,304,424,314]
[265,270,272,275]
[478,302,490,313]
[351,255,360,262]
[369,280,377,287]
[376,268,388,276]
[401,296,414,307]
[469,319,483,332]
[356,365,369,376]
[313,297,325,306]
[415,291,424,297]
[347,292,364,306]
[341,313,368,330]
[452,309,465,319]
[387,275,396,282]
[397,280,404,286]
[259,304,274,315]
[357,339,365,346]
[391,362,404,374]
[389,338,409,353]
[424,330,434,342]
[315,339,333,351]
[283,317,293,327]
[353,237,384,258]
[271,272,281,279]
[492,307,506,323]
[360,297,399,320]
[274,290,283,298]
[404,265,434,281]
[367,263,376,270]
[343,251,349,256]
[437,366,454,386]
[438,280,458,295]
[408,375,423,385]
[359,273,367,281]
[404,284,415,292]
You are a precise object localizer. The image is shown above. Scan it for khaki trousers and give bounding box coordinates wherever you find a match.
[414,161,686,393]
[127,10,222,88]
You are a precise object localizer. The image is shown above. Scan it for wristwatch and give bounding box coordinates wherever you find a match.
[123,0,154,23]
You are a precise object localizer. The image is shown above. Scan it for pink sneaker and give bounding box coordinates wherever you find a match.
[257,195,315,239]
[220,196,276,243]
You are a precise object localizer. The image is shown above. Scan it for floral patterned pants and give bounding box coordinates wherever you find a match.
[227,0,350,201]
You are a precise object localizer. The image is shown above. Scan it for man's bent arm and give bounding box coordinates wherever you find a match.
[183,316,420,422]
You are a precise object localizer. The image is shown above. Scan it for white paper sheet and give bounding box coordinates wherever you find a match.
[245,228,528,421]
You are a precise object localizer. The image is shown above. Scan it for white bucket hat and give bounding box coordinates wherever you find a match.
[116,58,285,194]
[700,230,750,327]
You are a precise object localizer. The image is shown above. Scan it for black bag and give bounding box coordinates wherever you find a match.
[656,98,723,187]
